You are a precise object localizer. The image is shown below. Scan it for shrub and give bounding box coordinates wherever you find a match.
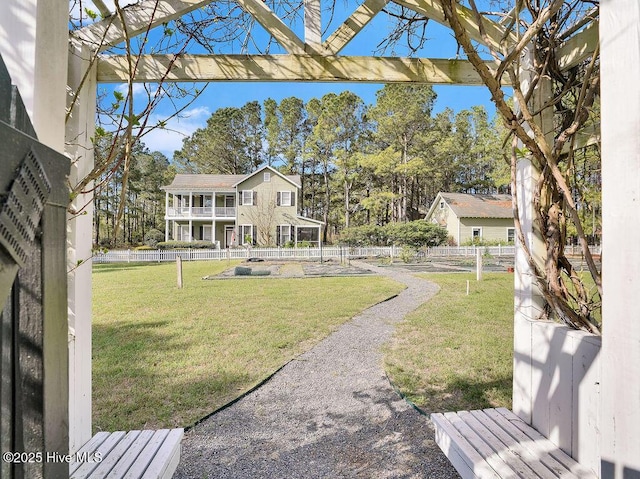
[386,221,448,248]
[399,246,417,263]
[461,238,514,246]
[156,241,213,250]
[144,229,165,247]
[135,245,156,250]
[339,224,389,246]
[340,221,447,248]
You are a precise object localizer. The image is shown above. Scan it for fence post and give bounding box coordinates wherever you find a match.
[127,249,131,263]
[476,247,483,281]
[176,256,183,288]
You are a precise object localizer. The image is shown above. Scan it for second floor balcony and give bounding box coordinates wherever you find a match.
[167,206,236,219]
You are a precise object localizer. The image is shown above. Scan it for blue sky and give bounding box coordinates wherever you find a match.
[97,0,503,158]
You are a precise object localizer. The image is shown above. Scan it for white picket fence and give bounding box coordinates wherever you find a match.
[92,245,523,264]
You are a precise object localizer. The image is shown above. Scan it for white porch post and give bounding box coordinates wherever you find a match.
[512,47,549,425]
[600,2,640,476]
[66,39,97,452]
[165,191,170,241]
[1,0,75,463]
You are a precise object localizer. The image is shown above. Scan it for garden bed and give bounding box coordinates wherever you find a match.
[203,259,376,279]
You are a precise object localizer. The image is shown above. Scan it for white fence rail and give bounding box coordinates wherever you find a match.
[92,244,601,264]
[92,245,523,264]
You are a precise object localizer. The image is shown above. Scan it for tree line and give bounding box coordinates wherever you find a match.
[94,83,600,247]
[173,84,509,243]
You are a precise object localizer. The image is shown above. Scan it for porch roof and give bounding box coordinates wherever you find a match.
[162,174,244,192]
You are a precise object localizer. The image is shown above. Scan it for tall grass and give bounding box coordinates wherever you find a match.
[92,261,404,431]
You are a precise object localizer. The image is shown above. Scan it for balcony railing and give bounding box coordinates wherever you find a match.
[167,206,236,218]
[214,207,235,217]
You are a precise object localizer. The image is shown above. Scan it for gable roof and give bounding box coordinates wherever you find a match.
[427,192,513,219]
[162,165,301,192]
[232,165,301,189]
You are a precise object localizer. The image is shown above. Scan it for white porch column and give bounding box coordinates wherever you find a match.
[600,2,640,477]
[165,191,170,241]
[0,0,67,149]
[512,47,549,425]
[66,39,97,452]
[1,0,75,462]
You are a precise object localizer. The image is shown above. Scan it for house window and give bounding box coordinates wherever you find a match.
[264,172,271,182]
[277,225,292,246]
[277,191,294,207]
[472,227,482,240]
[241,190,254,206]
[507,227,516,243]
[439,201,445,209]
[297,226,320,245]
[239,224,255,245]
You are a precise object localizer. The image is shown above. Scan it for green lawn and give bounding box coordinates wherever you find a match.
[92,260,404,432]
[384,272,514,414]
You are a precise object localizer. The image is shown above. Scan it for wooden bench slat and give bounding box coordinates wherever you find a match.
[121,429,171,478]
[82,430,143,478]
[71,431,127,478]
[469,410,564,479]
[482,409,581,479]
[458,411,543,479]
[444,411,519,479]
[432,408,598,479]
[432,413,500,479]
[494,409,597,478]
[140,428,183,479]
[70,432,112,474]
[104,430,156,478]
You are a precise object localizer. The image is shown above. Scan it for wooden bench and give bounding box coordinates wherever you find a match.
[431,408,597,479]
[70,428,183,479]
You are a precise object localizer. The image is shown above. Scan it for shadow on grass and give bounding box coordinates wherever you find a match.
[411,375,513,415]
[92,262,167,274]
[93,319,260,431]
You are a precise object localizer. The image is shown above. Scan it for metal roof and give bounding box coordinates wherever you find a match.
[437,192,513,218]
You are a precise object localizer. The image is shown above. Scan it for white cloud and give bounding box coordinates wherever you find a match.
[139,106,210,158]
[116,83,155,97]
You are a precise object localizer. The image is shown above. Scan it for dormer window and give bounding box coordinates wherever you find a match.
[264,172,271,182]
[439,201,445,209]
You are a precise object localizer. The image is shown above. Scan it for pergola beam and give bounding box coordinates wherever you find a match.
[97,53,507,85]
[91,0,113,18]
[556,20,599,71]
[235,0,307,54]
[72,0,214,51]
[322,0,389,54]
[391,0,516,51]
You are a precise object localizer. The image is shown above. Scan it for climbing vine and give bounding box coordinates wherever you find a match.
[440,0,601,333]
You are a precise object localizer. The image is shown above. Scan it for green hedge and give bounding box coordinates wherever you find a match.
[156,241,214,250]
[340,221,448,248]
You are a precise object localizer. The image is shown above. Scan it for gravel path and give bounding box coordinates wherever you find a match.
[175,262,460,479]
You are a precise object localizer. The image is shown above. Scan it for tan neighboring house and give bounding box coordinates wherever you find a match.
[425,192,514,245]
[162,165,323,247]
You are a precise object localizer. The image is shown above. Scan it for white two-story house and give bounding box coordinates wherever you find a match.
[162,165,323,247]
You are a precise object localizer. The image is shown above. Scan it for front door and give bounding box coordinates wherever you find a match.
[225,226,235,248]
[202,225,212,242]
